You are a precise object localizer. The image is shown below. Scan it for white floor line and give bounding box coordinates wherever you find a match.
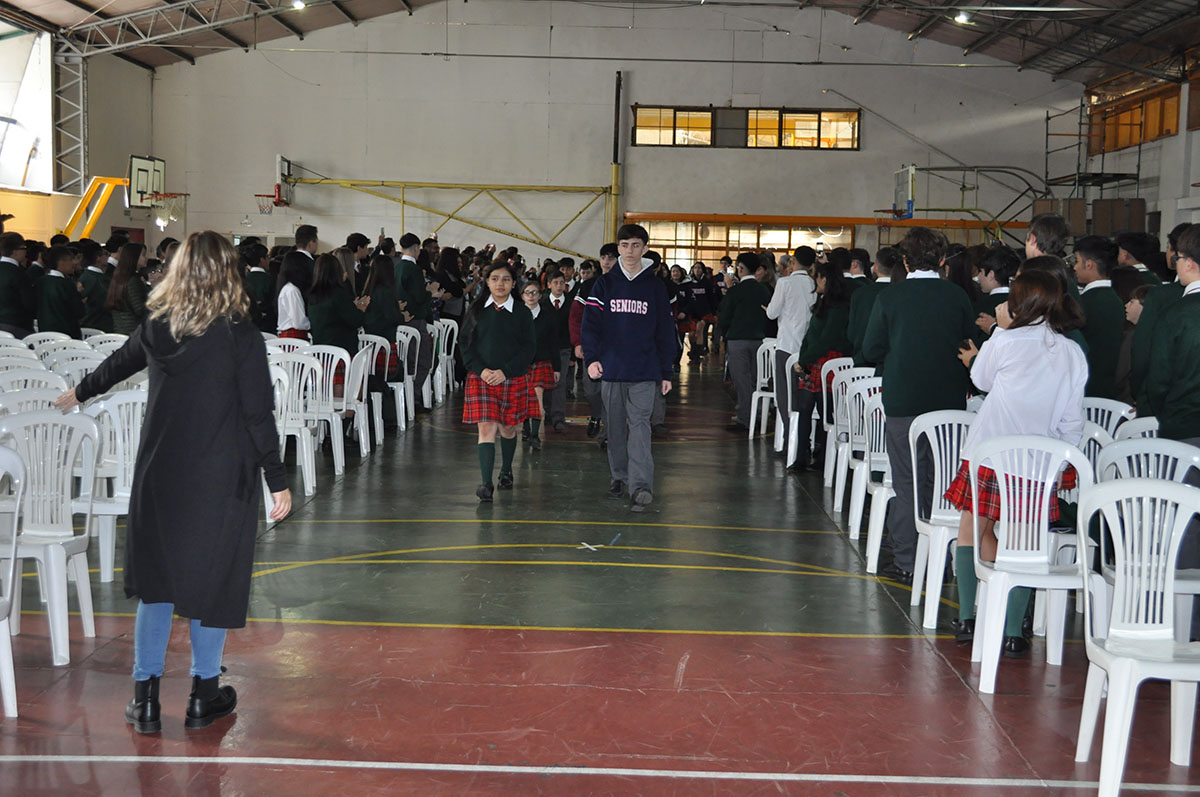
[0,755,1197,791]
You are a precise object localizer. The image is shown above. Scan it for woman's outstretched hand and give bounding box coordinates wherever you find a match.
[269,489,292,521]
[53,388,81,412]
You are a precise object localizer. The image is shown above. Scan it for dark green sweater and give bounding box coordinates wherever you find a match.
[362,283,402,342]
[394,257,432,322]
[0,259,32,329]
[798,302,851,368]
[36,274,85,339]
[463,303,536,378]
[717,278,770,340]
[1131,280,1184,407]
[531,305,559,363]
[1078,285,1125,399]
[245,270,276,333]
[848,280,889,364]
[1144,291,1200,440]
[862,276,975,417]
[308,290,366,355]
[78,267,113,332]
[1138,268,1162,286]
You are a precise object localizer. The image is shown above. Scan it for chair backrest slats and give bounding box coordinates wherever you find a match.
[0,412,98,537]
[910,411,975,526]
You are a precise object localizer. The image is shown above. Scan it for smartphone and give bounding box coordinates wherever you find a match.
[815,241,826,254]
[380,226,385,238]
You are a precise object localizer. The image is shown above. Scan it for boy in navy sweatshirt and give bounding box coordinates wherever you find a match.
[581,224,677,512]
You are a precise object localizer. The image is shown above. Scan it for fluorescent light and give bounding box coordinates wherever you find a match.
[291,0,305,8]
[955,11,971,23]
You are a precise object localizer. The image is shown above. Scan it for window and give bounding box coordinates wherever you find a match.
[1087,85,1180,155]
[633,106,859,150]
[640,217,853,266]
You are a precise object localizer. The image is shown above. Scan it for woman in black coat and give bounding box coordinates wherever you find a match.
[56,230,291,734]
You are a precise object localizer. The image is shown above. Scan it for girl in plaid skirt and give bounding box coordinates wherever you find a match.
[520,280,560,451]
[460,260,537,502]
[946,267,1087,653]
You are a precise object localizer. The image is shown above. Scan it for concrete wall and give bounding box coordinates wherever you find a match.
[0,32,53,192]
[129,1,1083,257]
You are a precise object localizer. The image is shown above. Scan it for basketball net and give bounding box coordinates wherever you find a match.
[147,193,188,230]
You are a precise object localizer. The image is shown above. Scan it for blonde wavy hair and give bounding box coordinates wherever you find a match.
[148,231,250,340]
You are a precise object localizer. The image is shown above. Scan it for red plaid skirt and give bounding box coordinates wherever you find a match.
[278,328,309,340]
[944,461,1079,523]
[797,349,847,393]
[373,344,400,379]
[332,360,346,389]
[527,360,557,391]
[462,372,535,426]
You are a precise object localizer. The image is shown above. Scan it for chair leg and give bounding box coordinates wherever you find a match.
[865,489,891,574]
[749,398,759,439]
[298,431,317,496]
[404,376,415,421]
[1047,588,1069,666]
[357,410,371,456]
[44,547,70,666]
[1176,593,1194,644]
[8,563,21,636]
[393,386,407,432]
[760,399,772,434]
[1033,589,1048,637]
[1075,662,1107,762]
[1096,660,1139,797]
[773,410,785,453]
[1171,680,1198,766]
[910,533,929,608]
[70,552,95,638]
[98,515,116,584]
[822,428,837,487]
[786,413,800,468]
[847,463,867,540]
[329,415,345,475]
[922,533,952,630]
[0,617,14,717]
[977,575,1011,694]
[370,391,385,446]
[833,443,850,513]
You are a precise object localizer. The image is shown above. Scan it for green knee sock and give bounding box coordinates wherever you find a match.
[478,442,495,485]
[1005,587,1032,637]
[955,546,977,622]
[500,435,517,473]
[530,418,541,438]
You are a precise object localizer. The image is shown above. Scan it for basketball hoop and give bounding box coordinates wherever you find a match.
[144,192,188,230]
[255,194,275,215]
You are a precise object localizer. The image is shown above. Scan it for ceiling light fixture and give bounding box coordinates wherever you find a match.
[955,11,971,23]
[292,0,305,9]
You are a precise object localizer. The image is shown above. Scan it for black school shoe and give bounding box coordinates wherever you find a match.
[476,483,494,502]
[184,672,237,729]
[1003,635,1030,658]
[880,562,914,586]
[951,618,975,644]
[125,676,161,734]
[587,418,600,438]
[607,480,625,499]
[498,472,514,490]
[529,436,542,451]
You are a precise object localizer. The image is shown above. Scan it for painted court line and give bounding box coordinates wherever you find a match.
[0,755,1194,791]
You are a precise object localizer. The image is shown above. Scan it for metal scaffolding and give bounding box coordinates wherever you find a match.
[52,42,87,194]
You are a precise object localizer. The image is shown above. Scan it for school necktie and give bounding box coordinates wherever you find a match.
[553,299,561,309]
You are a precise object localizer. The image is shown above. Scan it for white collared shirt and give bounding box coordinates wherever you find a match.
[249,267,267,274]
[964,322,1088,464]
[1132,263,1148,272]
[299,249,314,260]
[875,277,891,284]
[1080,279,1112,294]
[48,269,65,278]
[107,256,119,268]
[1183,281,1200,298]
[548,293,566,309]
[619,257,653,281]
[0,256,20,267]
[739,275,755,282]
[765,270,817,353]
[528,303,541,319]
[851,273,867,280]
[86,265,105,275]
[484,294,515,312]
[400,254,417,264]
[276,282,310,331]
[990,286,1010,296]
[909,270,940,280]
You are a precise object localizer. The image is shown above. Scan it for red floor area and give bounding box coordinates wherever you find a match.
[2,614,1197,793]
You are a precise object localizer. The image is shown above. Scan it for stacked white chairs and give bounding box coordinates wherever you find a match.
[93,340,126,356]
[357,334,392,444]
[0,330,13,339]
[0,411,99,666]
[908,410,974,629]
[49,351,107,389]
[844,380,883,536]
[114,371,149,392]
[747,339,777,439]
[34,338,90,365]
[0,370,68,393]
[834,376,882,514]
[0,357,42,373]
[1083,397,1135,438]
[1113,416,1158,441]
[1073,479,1200,797]
[87,333,127,349]
[268,351,320,496]
[262,331,277,340]
[266,338,310,354]
[83,391,146,583]
[828,367,877,504]
[394,326,420,424]
[861,394,894,574]
[0,341,35,357]
[0,389,61,418]
[0,447,25,716]
[430,318,459,406]
[967,435,1092,694]
[305,345,352,476]
[79,328,104,340]
[262,365,290,521]
[23,331,69,350]
[440,320,459,395]
[344,348,374,456]
[781,353,803,465]
[819,357,854,485]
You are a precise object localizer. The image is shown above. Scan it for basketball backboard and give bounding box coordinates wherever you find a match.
[893,164,916,220]
[126,156,166,209]
[275,154,295,206]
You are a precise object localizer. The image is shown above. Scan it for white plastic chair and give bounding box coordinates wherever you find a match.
[829,367,877,507]
[394,326,419,424]
[0,411,99,666]
[305,345,352,476]
[79,328,104,340]
[781,352,803,466]
[344,348,373,456]
[268,351,319,496]
[82,391,146,583]
[908,410,974,628]
[0,370,68,392]
[1112,416,1158,441]
[835,376,882,515]
[358,333,391,445]
[440,319,459,394]
[1083,397,1135,437]
[968,435,1093,694]
[22,331,70,350]
[845,379,884,537]
[0,332,17,342]
[262,331,277,340]
[35,338,92,365]
[819,357,855,486]
[430,319,457,406]
[0,446,26,716]
[86,334,127,348]
[748,339,776,439]
[0,347,39,361]
[49,352,107,388]
[965,394,985,413]
[862,394,894,574]
[0,389,62,417]
[262,365,290,522]
[114,371,149,392]
[93,340,125,356]
[0,356,46,373]
[1073,479,1200,797]
[266,338,310,354]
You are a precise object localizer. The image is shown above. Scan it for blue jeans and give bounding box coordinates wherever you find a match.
[132,601,227,681]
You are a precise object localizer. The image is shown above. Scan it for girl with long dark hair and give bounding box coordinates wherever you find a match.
[276,250,313,340]
[362,253,403,381]
[435,247,466,323]
[106,242,149,335]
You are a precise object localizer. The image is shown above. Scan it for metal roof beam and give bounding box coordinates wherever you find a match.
[398,0,413,15]
[176,3,249,50]
[960,0,1060,56]
[247,0,304,39]
[1047,11,1200,80]
[907,1,969,41]
[851,1,880,26]
[58,0,195,63]
[1019,0,1176,72]
[330,0,357,25]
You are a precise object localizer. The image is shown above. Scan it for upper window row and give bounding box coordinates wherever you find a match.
[633,106,861,150]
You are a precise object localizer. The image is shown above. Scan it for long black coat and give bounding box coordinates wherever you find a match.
[77,317,286,628]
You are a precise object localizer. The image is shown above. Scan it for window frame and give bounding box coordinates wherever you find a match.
[631,104,861,151]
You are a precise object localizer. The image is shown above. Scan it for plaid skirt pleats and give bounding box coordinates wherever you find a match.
[462,372,536,426]
[944,461,1078,523]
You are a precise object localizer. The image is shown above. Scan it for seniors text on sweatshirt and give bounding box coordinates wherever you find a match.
[581,260,677,382]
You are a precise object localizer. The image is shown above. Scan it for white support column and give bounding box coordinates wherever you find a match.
[51,39,86,195]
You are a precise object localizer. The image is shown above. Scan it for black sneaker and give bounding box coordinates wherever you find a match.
[951,618,975,644]
[607,480,625,499]
[1003,635,1030,658]
[630,488,652,513]
[880,562,914,586]
[529,436,542,451]
[521,421,530,441]
[587,418,600,438]
[498,471,514,490]
[476,483,494,502]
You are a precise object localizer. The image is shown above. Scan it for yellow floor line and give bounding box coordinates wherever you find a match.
[294,518,838,535]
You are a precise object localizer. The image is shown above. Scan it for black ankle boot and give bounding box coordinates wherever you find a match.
[125,676,161,734]
[185,670,238,729]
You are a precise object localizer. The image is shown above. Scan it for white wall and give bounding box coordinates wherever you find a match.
[0,32,53,192]
[133,1,1084,258]
[85,54,155,241]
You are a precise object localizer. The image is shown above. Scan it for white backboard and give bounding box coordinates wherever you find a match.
[127,155,166,209]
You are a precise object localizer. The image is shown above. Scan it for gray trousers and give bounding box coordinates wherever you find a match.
[884,415,934,571]
[547,348,572,425]
[601,380,656,493]
[402,318,435,402]
[774,348,798,444]
[726,339,759,428]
